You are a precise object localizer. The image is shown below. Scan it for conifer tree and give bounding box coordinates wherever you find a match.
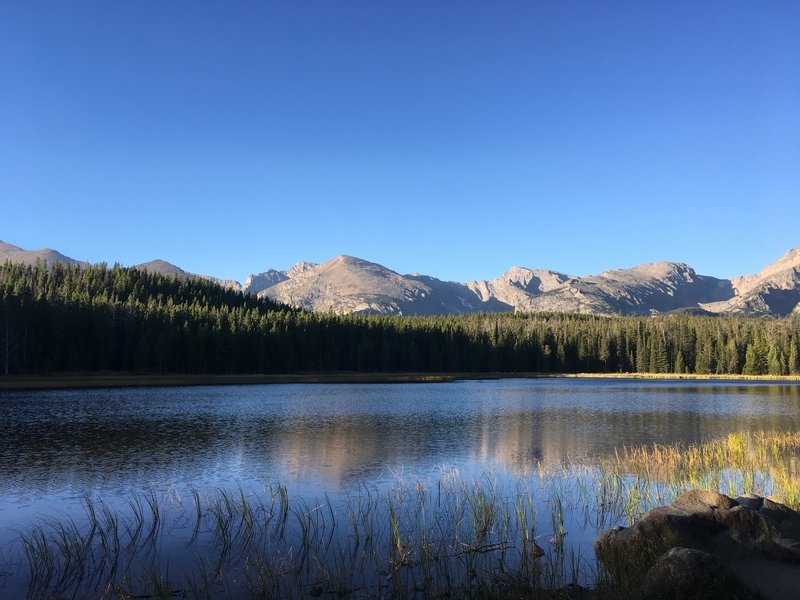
[675,350,686,374]
[790,339,800,376]
[743,340,768,375]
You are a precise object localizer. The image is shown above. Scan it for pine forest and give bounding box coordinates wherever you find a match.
[2,261,799,377]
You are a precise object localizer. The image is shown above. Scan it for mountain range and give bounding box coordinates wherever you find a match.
[3,240,800,318]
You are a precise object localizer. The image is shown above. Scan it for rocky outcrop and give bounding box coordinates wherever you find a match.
[516,263,734,316]
[466,267,572,309]
[595,490,800,599]
[257,255,508,315]
[241,269,289,295]
[701,248,800,317]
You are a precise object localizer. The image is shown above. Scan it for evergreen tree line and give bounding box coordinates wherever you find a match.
[2,261,799,376]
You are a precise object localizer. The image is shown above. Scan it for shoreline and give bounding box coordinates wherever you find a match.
[1,371,800,390]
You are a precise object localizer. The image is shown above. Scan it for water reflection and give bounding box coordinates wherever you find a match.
[2,379,800,598]
[2,380,800,497]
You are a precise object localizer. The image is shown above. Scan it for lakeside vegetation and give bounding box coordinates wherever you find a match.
[3,371,800,392]
[8,431,799,599]
[2,261,799,378]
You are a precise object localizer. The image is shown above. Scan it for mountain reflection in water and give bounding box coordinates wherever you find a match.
[2,380,799,496]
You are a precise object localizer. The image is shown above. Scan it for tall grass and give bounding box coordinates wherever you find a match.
[6,431,800,599]
[599,431,800,512]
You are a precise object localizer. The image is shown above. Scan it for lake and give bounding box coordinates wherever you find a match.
[2,378,799,597]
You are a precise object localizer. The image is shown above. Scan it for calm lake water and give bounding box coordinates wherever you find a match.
[1,378,800,596]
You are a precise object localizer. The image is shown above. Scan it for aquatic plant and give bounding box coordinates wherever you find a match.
[5,430,800,599]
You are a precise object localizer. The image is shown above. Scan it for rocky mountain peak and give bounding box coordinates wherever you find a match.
[287,261,318,277]
[242,269,289,295]
[4,240,800,318]
[600,262,695,283]
[0,241,22,252]
[506,267,571,291]
[136,259,187,276]
[327,255,394,273]
[752,246,800,279]
[0,241,88,267]
[731,247,800,297]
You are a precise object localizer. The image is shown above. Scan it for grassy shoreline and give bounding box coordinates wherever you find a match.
[9,431,800,599]
[1,371,799,390]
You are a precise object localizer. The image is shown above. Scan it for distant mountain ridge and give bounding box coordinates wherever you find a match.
[244,251,800,318]
[0,241,88,268]
[2,240,800,318]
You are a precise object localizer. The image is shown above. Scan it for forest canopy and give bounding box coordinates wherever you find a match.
[1,261,799,377]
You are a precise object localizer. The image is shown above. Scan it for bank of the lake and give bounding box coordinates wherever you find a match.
[1,370,800,391]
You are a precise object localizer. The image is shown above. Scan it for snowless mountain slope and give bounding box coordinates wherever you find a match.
[0,240,89,268]
[257,255,508,315]
[4,240,800,317]
[701,248,800,317]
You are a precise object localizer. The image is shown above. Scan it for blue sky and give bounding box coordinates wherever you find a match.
[2,1,798,283]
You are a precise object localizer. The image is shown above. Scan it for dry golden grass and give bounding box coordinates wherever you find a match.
[598,431,800,511]
[569,372,800,381]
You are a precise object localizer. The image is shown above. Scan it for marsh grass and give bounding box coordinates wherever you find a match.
[599,431,800,512]
[7,431,800,599]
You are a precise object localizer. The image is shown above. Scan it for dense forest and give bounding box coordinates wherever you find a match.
[1,261,799,376]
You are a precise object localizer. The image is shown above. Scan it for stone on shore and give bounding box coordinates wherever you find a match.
[594,490,800,599]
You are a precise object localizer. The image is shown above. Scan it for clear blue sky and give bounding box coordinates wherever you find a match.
[2,1,798,283]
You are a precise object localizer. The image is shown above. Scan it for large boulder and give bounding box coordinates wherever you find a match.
[638,547,756,600]
[595,491,800,599]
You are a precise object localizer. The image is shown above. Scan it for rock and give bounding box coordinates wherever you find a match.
[530,540,545,558]
[638,547,757,600]
[595,491,800,599]
[559,582,592,599]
